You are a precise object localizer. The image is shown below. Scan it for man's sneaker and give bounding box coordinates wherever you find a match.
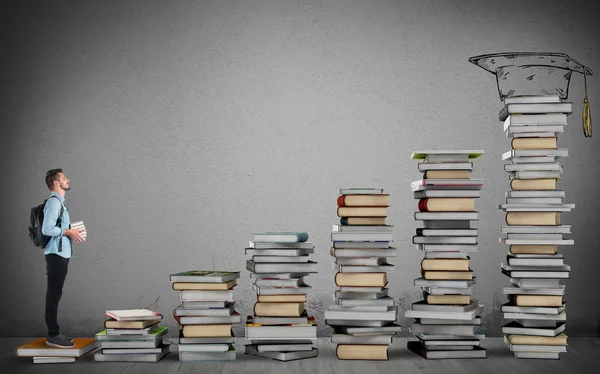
[46,334,75,348]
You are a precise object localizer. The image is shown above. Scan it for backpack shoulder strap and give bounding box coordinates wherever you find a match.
[49,196,65,252]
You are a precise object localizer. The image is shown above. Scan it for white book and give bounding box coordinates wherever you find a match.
[500,103,572,120]
[501,286,565,296]
[339,188,384,195]
[506,190,565,198]
[504,163,562,172]
[505,124,565,133]
[414,190,481,198]
[414,278,475,288]
[177,344,230,352]
[513,351,560,359]
[245,248,314,256]
[424,252,469,259]
[251,255,309,263]
[504,95,561,104]
[418,162,473,171]
[500,238,574,246]
[501,303,565,315]
[332,248,398,258]
[501,225,571,234]
[335,257,386,266]
[422,286,472,296]
[506,233,563,240]
[417,229,478,237]
[510,278,561,288]
[105,309,161,321]
[323,309,397,321]
[507,131,561,138]
[508,156,557,163]
[508,170,561,179]
[252,284,313,295]
[502,321,565,337]
[502,149,569,159]
[504,112,565,126]
[404,306,482,321]
[415,212,479,221]
[331,232,394,242]
[327,305,392,312]
[505,197,563,204]
[332,225,393,233]
[337,296,395,307]
[179,290,235,302]
[499,204,574,212]
[503,311,566,321]
[33,357,76,364]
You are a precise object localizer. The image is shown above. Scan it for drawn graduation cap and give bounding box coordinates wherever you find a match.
[469,52,593,137]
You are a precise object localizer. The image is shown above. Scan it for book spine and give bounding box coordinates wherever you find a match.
[416,228,423,236]
[418,199,428,212]
[337,195,346,207]
[340,217,348,225]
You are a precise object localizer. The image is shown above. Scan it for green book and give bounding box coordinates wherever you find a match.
[170,271,240,283]
[96,326,168,341]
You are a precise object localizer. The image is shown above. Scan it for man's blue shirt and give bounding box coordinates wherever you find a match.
[42,192,71,258]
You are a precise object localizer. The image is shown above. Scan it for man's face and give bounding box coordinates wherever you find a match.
[56,173,70,191]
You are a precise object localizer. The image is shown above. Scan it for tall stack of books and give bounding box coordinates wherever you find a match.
[406,151,487,359]
[324,188,401,361]
[169,271,241,361]
[93,309,170,362]
[244,232,319,361]
[498,96,572,359]
[16,338,97,364]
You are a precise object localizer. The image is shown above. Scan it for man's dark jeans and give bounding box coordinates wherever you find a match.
[45,254,69,337]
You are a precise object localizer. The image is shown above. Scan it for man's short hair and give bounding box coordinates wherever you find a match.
[45,169,63,190]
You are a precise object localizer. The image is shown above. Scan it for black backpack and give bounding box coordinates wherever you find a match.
[29,196,64,250]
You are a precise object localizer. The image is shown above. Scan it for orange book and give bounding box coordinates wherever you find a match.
[16,338,97,357]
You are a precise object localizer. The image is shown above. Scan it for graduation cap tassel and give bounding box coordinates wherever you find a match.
[583,66,592,137]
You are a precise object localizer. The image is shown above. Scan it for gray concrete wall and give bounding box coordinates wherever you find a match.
[2,0,599,338]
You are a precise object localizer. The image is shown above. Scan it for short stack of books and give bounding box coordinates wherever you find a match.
[406,151,487,359]
[93,309,170,362]
[324,188,401,361]
[499,96,572,359]
[170,271,241,361]
[70,220,87,241]
[16,338,97,364]
[244,232,319,361]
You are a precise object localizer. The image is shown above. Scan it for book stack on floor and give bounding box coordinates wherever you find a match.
[93,309,170,362]
[499,95,572,359]
[324,188,401,361]
[170,271,241,361]
[406,151,487,359]
[244,232,318,361]
[16,338,97,364]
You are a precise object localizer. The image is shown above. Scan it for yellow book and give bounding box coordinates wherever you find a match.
[336,344,388,360]
[334,272,387,287]
[421,259,470,271]
[508,333,568,346]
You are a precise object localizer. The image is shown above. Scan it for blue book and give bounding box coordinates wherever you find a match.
[252,232,309,243]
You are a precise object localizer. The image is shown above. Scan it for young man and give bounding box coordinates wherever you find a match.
[41,169,84,348]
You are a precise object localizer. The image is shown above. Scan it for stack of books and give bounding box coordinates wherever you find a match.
[16,338,97,364]
[70,220,87,241]
[499,96,572,359]
[93,309,170,362]
[244,232,319,361]
[324,188,401,361]
[406,151,487,359]
[170,271,241,361]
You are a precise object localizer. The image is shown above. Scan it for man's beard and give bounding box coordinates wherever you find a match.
[62,184,71,191]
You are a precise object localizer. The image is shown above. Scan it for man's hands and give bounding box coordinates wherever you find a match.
[64,228,85,243]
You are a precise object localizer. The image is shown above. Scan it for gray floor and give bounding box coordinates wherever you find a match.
[3,337,600,374]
